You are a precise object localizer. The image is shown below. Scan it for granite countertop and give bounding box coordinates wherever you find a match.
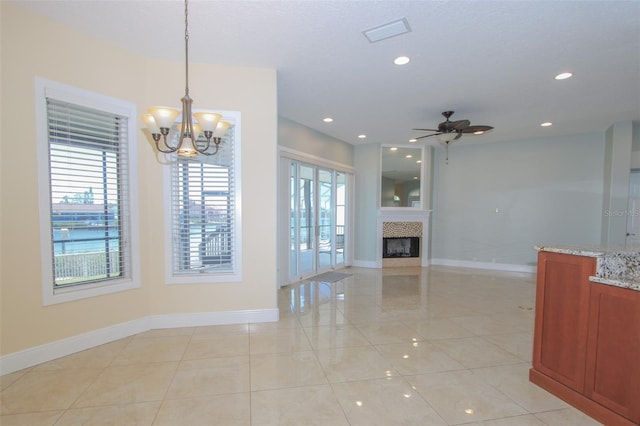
[535,244,640,292]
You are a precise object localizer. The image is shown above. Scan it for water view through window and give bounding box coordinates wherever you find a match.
[47,98,128,287]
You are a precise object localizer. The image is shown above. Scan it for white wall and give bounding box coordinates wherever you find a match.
[601,122,633,244]
[633,122,640,152]
[353,144,380,265]
[431,132,606,267]
[629,123,640,168]
[278,117,353,165]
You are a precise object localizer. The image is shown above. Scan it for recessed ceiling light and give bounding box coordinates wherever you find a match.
[555,72,573,80]
[394,56,410,65]
[323,117,333,123]
[390,147,398,151]
[416,160,422,163]
[358,134,367,139]
[541,122,553,127]
[409,138,417,143]
[405,154,412,158]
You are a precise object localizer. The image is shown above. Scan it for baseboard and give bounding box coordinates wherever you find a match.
[529,368,636,426]
[430,258,536,274]
[353,257,534,273]
[0,308,279,376]
[148,308,279,329]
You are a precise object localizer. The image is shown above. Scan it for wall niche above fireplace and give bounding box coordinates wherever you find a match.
[381,145,424,208]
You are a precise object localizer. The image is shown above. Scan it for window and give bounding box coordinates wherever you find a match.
[163,111,242,283]
[36,78,139,305]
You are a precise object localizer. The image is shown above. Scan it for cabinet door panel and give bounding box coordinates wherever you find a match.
[532,252,594,392]
[585,283,640,423]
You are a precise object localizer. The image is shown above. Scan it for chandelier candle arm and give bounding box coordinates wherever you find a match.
[142,0,229,158]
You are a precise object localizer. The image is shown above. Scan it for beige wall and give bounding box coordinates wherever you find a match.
[0,3,278,356]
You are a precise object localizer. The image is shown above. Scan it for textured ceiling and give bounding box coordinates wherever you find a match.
[15,0,640,148]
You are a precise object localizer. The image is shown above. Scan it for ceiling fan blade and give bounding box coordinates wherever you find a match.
[440,119,469,132]
[461,125,494,134]
[413,128,440,132]
[451,120,470,130]
[454,132,463,140]
[415,133,440,140]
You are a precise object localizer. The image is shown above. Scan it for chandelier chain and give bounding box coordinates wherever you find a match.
[184,0,190,96]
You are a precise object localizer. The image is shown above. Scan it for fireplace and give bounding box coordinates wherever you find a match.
[383,237,420,258]
[377,211,430,268]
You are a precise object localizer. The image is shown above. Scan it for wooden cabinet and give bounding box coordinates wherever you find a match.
[530,251,640,426]
[585,283,640,423]
[532,252,594,391]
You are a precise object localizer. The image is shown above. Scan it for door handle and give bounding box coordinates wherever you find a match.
[627,233,636,236]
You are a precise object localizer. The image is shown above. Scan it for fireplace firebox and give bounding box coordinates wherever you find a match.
[382,237,420,258]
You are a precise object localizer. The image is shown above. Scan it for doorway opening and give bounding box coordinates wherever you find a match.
[280,158,351,285]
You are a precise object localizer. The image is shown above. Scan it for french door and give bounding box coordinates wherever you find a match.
[287,160,348,282]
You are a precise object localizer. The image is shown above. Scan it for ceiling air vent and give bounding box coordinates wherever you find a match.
[362,18,411,43]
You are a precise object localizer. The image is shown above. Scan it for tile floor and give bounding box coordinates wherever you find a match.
[0,266,604,425]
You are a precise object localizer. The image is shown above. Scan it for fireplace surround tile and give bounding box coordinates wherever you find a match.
[383,222,422,238]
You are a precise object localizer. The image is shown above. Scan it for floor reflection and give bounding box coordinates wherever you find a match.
[2,265,604,426]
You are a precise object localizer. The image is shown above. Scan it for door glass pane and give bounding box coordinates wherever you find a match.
[289,163,298,278]
[336,172,346,265]
[318,168,333,269]
[298,164,315,276]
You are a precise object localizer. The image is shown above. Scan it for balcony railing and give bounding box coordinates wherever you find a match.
[54,251,121,286]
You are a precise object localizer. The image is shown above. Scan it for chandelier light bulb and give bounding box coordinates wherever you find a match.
[148,106,180,129]
[213,121,232,137]
[141,114,160,134]
[194,112,222,132]
[177,137,198,158]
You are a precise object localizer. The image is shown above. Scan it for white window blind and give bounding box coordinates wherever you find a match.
[46,98,131,287]
[170,130,236,275]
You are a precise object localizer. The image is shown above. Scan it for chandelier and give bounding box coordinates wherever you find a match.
[142,0,229,158]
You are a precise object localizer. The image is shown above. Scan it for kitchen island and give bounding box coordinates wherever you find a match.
[531,245,640,426]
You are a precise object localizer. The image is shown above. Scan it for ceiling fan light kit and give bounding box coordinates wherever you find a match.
[436,132,460,143]
[413,111,494,164]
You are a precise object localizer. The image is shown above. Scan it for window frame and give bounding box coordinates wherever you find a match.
[162,110,242,284]
[35,77,140,305]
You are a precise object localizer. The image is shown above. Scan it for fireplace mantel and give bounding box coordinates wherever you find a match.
[377,209,431,268]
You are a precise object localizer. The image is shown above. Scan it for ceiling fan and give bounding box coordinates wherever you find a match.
[413,111,494,163]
